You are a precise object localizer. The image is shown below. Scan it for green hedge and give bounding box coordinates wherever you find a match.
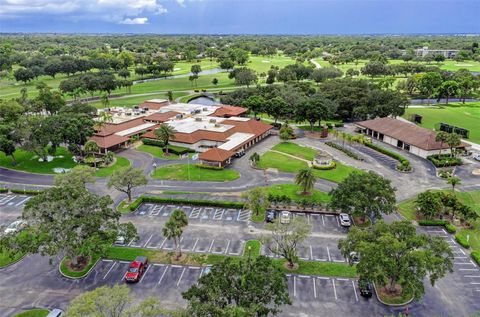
[0,188,7,193]
[167,145,195,155]
[455,234,471,249]
[418,219,448,226]
[313,161,336,170]
[10,188,43,195]
[427,154,462,167]
[365,142,411,168]
[196,163,224,170]
[128,196,245,211]
[445,223,457,234]
[472,251,480,266]
[324,142,363,161]
[142,138,165,147]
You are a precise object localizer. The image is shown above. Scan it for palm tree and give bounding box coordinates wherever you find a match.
[154,123,177,155]
[435,131,449,156]
[295,168,316,195]
[83,140,100,168]
[447,176,461,193]
[162,209,188,260]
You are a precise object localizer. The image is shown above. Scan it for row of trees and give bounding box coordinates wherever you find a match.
[58,71,131,99]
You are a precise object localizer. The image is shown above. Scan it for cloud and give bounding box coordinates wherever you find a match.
[176,0,185,7]
[119,17,148,24]
[0,0,167,23]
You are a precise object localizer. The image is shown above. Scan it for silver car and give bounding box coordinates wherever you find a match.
[339,213,351,227]
[280,211,291,224]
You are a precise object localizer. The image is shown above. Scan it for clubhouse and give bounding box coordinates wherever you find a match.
[90,99,272,167]
[355,117,470,159]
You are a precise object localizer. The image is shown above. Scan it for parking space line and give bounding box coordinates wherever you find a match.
[192,238,199,252]
[313,277,317,298]
[459,268,479,271]
[153,263,165,267]
[139,264,151,283]
[454,256,468,259]
[332,279,337,300]
[103,262,116,279]
[208,239,215,253]
[470,282,480,285]
[310,245,313,260]
[336,216,340,227]
[326,247,331,262]
[119,261,130,264]
[337,278,349,281]
[177,267,186,287]
[158,266,169,285]
[15,196,31,206]
[322,215,325,226]
[102,259,113,262]
[225,240,231,254]
[293,276,296,298]
[352,280,359,301]
[143,234,153,248]
[317,277,329,280]
[159,238,167,249]
[0,195,16,205]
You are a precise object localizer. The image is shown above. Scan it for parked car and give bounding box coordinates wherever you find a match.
[124,256,149,283]
[4,220,27,235]
[234,151,245,158]
[266,210,276,223]
[473,153,480,162]
[46,309,64,317]
[339,213,351,227]
[280,211,291,224]
[358,279,373,298]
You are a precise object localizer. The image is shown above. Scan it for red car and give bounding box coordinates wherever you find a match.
[124,256,148,283]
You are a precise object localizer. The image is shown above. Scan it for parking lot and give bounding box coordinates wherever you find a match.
[263,237,346,262]
[0,194,30,227]
[0,194,31,208]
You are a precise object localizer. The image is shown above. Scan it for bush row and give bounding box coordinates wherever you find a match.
[312,161,336,170]
[167,146,195,155]
[142,138,165,147]
[324,142,363,161]
[196,163,224,170]
[364,142,411,169]
[0,188,7,193]
[9,188,43,195]
[418,219,456,233]
[127,196,245,211]
[472,251,480,266]
[455,234,470,249]
[427,154,462,167]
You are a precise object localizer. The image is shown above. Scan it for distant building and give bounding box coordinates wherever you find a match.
[355,117,470,159]
[411,46,459,58]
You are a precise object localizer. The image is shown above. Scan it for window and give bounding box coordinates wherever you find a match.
[397,140,403,148]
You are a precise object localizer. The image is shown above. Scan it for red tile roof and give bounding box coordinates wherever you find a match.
[199,148,234,162]
[356,117,469,151]
[213,105,247,117]
[139,100,170,110]
[143,111,180,123]
[90,134,130,149]
[95,118,146,137]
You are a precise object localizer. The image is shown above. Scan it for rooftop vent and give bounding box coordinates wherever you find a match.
[195,117,202,122]
[209,118,216,123]
[203,107,208,111]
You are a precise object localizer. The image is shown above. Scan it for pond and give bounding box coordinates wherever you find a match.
[188,96,218,106]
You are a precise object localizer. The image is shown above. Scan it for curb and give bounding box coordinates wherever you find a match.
[0,253,26,270]
[372,283,414,307]
[58,257,100,279]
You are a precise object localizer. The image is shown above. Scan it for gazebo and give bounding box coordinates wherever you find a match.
[313,151,333,167]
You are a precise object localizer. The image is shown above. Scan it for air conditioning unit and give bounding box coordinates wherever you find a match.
[203,107,208,111]
[176,114,183,119]
[209,118,216,123]
[214,123,221,127]
[195,117,202,122]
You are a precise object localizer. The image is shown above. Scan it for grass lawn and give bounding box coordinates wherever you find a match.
[0,248,25,267]
[59,255,100,278]
[403,102,480,144]
[272,142,318,161]
[152,164,240,182]
[0,147,76,174]
[90,91,188,109]
[264,184,331,203]
[136,144,188,160]
[106,245,356,277]
[258,151,357,183]
[94,156,131,177]
[12,309,50,317]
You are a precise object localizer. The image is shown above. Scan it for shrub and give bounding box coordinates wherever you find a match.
[455,234,470,249]
[142,138,165,147]
[472,251,480,266]
[196,163,224,170]
[333,122,344,128]
[324,142,363,161]
[9,188,42,195]
[0,188,7,193]
[167,145,194,155]
[365,142,411,168]
[445,223,457,234]
[427,154,462,167]
[438,169,453,178]
[313,161,336,170]
[418,219,448,226]
[396,161,412,172]
[127,196,245,211]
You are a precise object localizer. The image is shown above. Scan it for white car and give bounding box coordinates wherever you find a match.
[280,211,291,224]
[473,153,480,162]
[4,220,27,235]
[339,213,351,227]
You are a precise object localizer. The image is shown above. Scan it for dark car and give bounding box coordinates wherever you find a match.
[124,256,148,283]
[266,210,276,223]
[358,279,373,298]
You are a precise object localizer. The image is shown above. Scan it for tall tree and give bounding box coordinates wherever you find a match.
[162,209,188,260]
[183,256,290,316]
[329,171,396,223]
[445,133,461,157]
[54,165,96,188]
[437,80,459,105]
[447,176,461,192]
[295,168,316,195]
[339,220,453,300]
[435,131,449,156]
[415,190,443,220]
[242,95,265,119]
[261,216,311,269]
[108,167,148,202]
[242,187,269,219]
[418,72,443,105]
[154,123,177,155]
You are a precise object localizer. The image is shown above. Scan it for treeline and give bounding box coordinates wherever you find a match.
[220,79,408,124]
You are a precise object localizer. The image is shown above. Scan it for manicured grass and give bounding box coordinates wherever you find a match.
[397,198,418,221]
[93,156,131,177]
[251,210,266,223]
[264,184,331,203]
[456,229,480,251]
[272,142,318,161]
[136,144,185,160]
[12,309,50,317]
[0,248,25,267]
[0,147,76,174]
[376,285,414,305]
[258,151,358,183]
[106,245,356,277]
[162,190,211,195]
[59,255,100,278]
[403,102,480,144]
[90,91,188,108]
[152,164,240,182]
[244,240,261,258]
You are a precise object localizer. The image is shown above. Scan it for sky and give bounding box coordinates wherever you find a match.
[0,0,479,34]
